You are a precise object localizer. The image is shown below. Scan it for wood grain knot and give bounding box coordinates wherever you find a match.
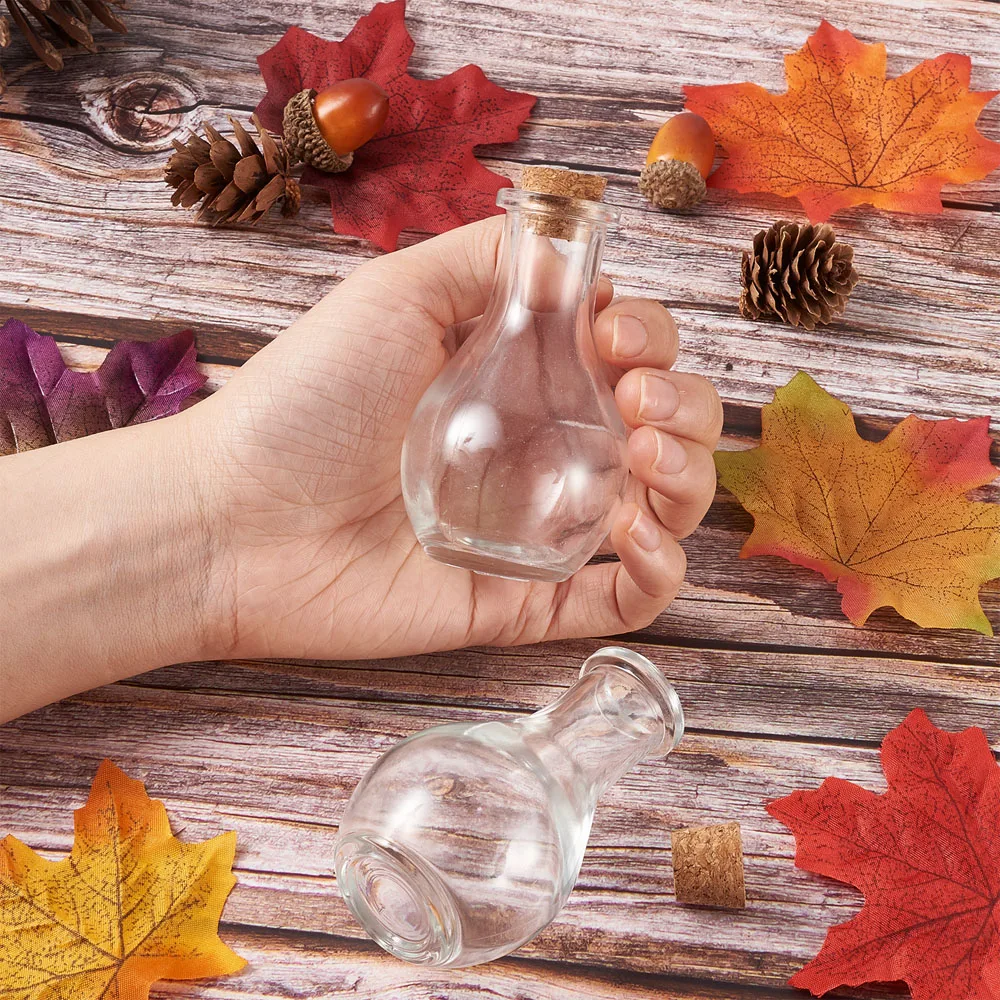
[82,72,196,152]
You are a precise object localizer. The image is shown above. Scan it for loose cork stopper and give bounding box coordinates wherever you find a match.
[519,166,607,239]
[671,821,746,909]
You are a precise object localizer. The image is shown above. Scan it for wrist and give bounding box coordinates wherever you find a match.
[139,410,234,665]
[0,414,220,720]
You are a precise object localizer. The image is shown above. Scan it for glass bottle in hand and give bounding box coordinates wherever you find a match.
[401,172,627,582]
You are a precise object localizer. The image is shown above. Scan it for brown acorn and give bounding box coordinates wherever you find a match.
[639,112,716,211]
[282,78,389,173]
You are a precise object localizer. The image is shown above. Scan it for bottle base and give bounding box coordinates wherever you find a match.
[335,833,462,966]
[419,535,578,583]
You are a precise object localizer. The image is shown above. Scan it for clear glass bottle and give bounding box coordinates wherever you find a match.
[401,186,627,582]
[334,646,684,968]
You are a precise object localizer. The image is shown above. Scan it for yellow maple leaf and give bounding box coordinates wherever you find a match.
[684,21,1000,220]
[716,372,1000,634]
[0,760,246,999]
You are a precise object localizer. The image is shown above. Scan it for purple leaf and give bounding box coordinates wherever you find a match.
[0,320,206,455]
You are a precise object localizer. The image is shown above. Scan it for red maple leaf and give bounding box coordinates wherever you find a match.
[769,709,1000,1000]
[254,0,535,251]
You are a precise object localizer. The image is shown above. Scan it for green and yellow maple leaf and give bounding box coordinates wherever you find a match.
[0,759,245,999]
[716,372,1000,634]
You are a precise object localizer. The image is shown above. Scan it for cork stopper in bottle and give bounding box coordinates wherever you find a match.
[671,821,746,909]
[519,166,607,240]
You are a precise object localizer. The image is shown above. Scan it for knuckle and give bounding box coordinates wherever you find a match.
[703,379,726,437]
[654,309,680,356]
[628,606,662,630]
[669,442,716,497]
[680,373,724,439]
[692,446,721,497]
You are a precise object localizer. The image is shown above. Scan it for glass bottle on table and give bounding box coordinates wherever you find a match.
[334,645,684,968]
[401,168,627,582]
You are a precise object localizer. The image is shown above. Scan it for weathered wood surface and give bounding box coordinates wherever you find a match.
[0,667,940,990]
[2,0,1000,997]
[150,929,815,1000]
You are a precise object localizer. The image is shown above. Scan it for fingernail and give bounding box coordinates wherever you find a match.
[654,431,688,475]
[639,373,680,421]
[629,510,662,552]
[612,315,648,358]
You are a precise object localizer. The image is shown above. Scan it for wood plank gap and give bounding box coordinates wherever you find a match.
[720,401,1000,462]
[147,659,572,690]
[940,197,999,213]
[216,922,801,999]
[48,331,249,369]
[622,628,1000,671]
[112,677,532,716]
[664,306,1000,349]
[2,307,271,363]
[106,675,902,751]
[684,725,882,751]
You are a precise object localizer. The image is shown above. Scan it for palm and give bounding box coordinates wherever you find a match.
[196,220,718,662]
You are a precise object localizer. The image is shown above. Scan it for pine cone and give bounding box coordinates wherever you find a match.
[740,220,859,330]
[165,115,301,226]
[0,0,126,96]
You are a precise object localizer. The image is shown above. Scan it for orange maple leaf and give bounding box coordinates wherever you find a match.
[0,760,246,999]
[684,21,1000,220]
[715,372,1000,634]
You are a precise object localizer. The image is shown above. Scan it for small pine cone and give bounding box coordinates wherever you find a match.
[282,89,353,173]
[740,220,859,331]
[165,114,301,226]
[638,158,706,211]
[0,0,127,95]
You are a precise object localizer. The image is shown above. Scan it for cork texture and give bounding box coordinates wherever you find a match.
[671,821,746,909]
[519,166,607,240]
[521,166,607,202]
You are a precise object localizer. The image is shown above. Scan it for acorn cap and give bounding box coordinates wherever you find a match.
[671,821,746,909]
[282,89,353,174]
[519,166,607,239]
[638,158,706,211]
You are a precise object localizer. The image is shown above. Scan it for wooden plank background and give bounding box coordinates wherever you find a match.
[2,0,1000,996]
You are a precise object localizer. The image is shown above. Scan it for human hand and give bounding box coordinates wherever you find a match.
[0,216,724,721]
[191,217,723,660]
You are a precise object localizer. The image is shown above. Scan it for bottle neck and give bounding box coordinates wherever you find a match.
[484,194,610,338]
[517,651,683,806]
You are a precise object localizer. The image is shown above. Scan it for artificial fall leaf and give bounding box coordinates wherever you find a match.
[715,372,1000,634]
[255,0,536,251]
[0,319,205,455]
[684,21,1000,221]
[0,759,245,999]
[769,709,1000,999]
